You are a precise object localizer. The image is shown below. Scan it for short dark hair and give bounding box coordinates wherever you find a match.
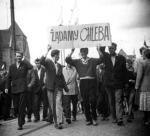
[51,49,60,57]
[112,42,117,49]
[126,59,133,65]
[144,49,150,59]
[99,46,106,53]
[80,48,88,54]
[35,58,40,63]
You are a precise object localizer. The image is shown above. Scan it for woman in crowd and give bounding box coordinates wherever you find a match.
[135,48,150,126]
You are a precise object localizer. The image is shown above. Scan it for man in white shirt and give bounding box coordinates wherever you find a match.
[34,59,48,122]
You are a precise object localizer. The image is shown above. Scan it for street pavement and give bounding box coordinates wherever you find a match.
[0,111,149,136]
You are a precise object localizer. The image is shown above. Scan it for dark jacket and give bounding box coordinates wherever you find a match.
[54,63,67,90]
[102,52,127,89]
[40,56,68,92]
[126,68,136,89]
[40,56,56,90]
[27,69,36,92]
[7,60,33,94]
[33,66,45,93]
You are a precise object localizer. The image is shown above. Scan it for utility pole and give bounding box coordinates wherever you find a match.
[10,0,16,52]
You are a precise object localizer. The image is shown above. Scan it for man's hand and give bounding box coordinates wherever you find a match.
[71,48,75,53]
[45,44,52,57]
[5,89,8,94]
[129,79,135,83]
[64,86,69,93]
[27,84,32,89]
[47,44,52,52]
[69,48,75,57]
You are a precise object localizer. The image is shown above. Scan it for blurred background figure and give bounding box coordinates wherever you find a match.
[135,49,150,126]
[125,59,136,122]
[0,64,11,121]
[96,63,110,121]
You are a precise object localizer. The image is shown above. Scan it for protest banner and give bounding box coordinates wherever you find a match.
[49,23,111,49]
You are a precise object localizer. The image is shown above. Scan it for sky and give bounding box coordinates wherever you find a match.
[0,0,150,63]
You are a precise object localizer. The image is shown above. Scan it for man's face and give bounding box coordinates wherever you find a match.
[67,63,71,68]
[141,49,146,57]
[35,62,41,69]
[80,52,87,59]
[53,54,60,62]
[15,53,23,63]
[126,62,131,69]
[108,46,116,56]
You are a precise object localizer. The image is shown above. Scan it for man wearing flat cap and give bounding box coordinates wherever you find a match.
[66,47,103,126]
[40,46,68,129]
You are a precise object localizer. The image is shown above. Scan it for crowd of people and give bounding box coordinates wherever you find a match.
[0,42,150,130]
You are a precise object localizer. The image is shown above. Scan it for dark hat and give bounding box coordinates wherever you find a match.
[51,49,60,57]
[80,48,88,54]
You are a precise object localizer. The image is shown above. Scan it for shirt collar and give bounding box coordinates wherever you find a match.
[81,57,90,64]
[36,67,41,71]
[52,58,57,64]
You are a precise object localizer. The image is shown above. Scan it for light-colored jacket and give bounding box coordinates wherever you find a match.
[135,59,150,92]
[63,66,79,95]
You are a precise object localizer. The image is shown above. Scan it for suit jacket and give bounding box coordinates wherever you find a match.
[40,56,68,92]
[7,60,33,94]
[33,66,45,93]
[135,59,150,92]
[40,56,56,91]
[27,69,36,92]
[102,52,127,89]
[54,63,68,90]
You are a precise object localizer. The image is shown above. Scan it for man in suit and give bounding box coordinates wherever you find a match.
[5,51,33,130]
[34,58,47,122]
[40,46,68,129]
[100,43,127,126]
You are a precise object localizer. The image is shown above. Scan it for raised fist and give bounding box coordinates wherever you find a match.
[71,48,75,53]
[47,44,52,52]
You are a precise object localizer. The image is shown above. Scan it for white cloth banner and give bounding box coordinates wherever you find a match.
[49,23,111,49]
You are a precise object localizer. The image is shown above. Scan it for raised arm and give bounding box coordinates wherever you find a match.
[40,44,52,66]
[65,48,77,66]
[93,46,104,65]
[97,46,104,58]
